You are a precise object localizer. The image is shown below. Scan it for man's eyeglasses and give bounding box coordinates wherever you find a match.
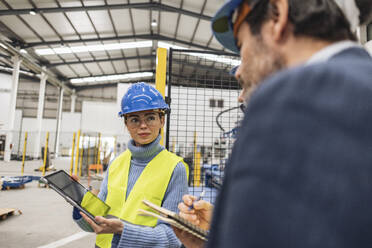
[125,113,161,129]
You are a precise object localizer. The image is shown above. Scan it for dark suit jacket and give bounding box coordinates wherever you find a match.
[207,47,372,248]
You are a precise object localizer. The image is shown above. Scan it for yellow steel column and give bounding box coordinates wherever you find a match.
[79,133,85,177]
[42,132,49,176]
[87,135,91,168]
[21,132,28,176]
[193,131,201,187]
[94,134,98,163]
[70,132,76,175]
[155,47,167,146]
[74,130,81,176]
[96,133,101,173]
[97,133,102,161]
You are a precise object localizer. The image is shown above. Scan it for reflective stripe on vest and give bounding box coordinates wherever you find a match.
[95,149,189,248]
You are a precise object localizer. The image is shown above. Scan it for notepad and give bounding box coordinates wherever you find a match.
[138,199,209,241]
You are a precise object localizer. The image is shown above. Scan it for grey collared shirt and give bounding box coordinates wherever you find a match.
[306,40,362,65]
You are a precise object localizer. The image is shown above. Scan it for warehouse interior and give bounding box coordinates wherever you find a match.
[1,0,372,247]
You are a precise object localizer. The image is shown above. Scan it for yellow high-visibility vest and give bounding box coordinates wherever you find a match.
[96,149,188,248]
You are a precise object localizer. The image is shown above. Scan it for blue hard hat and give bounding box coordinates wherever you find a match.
[211,0,260,54]
[118,82,169,116]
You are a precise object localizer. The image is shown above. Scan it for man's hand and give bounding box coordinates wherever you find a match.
[173,194,214,247]
[172,227,205,248]
[80,212,124,234]
[178,194,213,231]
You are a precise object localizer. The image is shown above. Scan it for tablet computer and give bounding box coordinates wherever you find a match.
[41,170,110,225]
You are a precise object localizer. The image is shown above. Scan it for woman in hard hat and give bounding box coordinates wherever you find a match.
[73,82,189,248]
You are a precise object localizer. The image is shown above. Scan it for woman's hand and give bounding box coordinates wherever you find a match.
[80,212,124,234]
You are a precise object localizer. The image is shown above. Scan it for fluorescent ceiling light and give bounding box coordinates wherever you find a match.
[29,11,36,15]
[158,41,240,66]
[151,19,158,27]
[35,41,153,56]
[70,72,154,84]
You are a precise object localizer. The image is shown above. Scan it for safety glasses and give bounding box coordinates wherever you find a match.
[125,111,162,129]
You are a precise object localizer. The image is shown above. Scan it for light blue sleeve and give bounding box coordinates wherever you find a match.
[97,169,109,202]
[117,162,189,248]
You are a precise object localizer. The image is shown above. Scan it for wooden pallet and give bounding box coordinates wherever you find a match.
[0,208,21,221]
[2,184,26,190]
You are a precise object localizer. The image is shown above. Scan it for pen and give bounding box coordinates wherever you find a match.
[189,190,205,210]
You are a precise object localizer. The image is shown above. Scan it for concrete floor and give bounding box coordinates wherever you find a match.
[0,157,99,248]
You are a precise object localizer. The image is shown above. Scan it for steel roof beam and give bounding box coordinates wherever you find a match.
[24,34,221,52]
[67,69,155,80]
[0,2,212,20]
[67,70,155,88]
[74,78,154,90]
[47,54,156,67]
[0,53,11,60]
[0,40,73,94]
[24,34,153,47]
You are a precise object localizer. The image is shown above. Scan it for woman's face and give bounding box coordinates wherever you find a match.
[124,110,165,146]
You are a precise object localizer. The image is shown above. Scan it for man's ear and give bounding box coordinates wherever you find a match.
[270,0,289,42]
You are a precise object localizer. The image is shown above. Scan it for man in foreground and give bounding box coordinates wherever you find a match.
[175,0,372,247]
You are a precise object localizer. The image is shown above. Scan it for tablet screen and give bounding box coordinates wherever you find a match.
[43,170,110,220]
[45,170,87,203]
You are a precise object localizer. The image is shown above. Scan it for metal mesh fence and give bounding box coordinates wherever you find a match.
[166,49,243,204]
